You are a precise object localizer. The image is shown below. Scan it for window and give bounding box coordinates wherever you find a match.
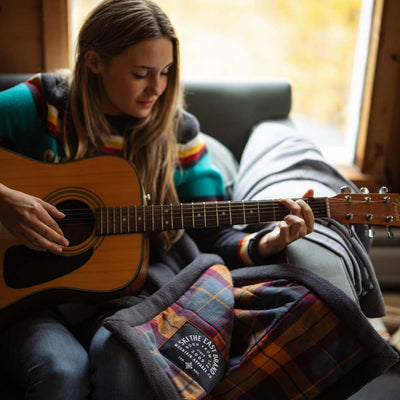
[70,0,373,166]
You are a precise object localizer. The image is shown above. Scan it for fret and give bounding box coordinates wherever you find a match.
[272,200,276,221]
[152,205,155,231]
[165,206,171,229]
[143,205,146,232]
[203,202,206,227]
[211,202,218,227]
[170,204,177,229]
[325,197,331,218]
[100,208,103,235]
[162,205,167,229]
[127,206,130,233]
[135,206,138,233]
[252,202,261,223]
[191,203,195,228]
[217,202,229,225]
[256,201,266,223]
[106,208,109,234]
[119,207,123,233]
[181,204,184,229]
[192,203,206,228]
[229,201,232,225]
[241,202,251,224]
[136,206,141,232]
[154,204,162,231]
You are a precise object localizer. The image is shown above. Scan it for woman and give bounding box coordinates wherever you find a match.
[0,0,314,398]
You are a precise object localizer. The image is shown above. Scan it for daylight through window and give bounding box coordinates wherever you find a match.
[70,0,373,165]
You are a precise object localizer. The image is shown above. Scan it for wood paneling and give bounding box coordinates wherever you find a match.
[0,0,43,72]
[42,0,70,71]
[0,0,70,73]
[356,0,400,192]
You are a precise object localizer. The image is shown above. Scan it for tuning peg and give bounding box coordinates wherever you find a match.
[340,186,351,193]
[341,186,352,201]
[387,226,394,239]
[379,186,389,194]
[360,187,370,194]
[367,226,375,238]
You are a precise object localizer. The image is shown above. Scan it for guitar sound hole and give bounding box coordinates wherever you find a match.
[56,200,95,246]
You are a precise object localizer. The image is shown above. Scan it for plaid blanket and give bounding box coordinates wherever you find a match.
[104,254,398,400]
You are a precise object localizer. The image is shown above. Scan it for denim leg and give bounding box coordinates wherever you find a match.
[0,309,91,400]
[89,326,153,400]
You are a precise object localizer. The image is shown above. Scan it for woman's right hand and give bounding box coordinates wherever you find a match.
[0,183,69,253]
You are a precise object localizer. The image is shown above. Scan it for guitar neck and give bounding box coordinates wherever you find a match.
[95,198,329,235]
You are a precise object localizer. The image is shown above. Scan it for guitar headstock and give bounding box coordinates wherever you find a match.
[328,192,400,227]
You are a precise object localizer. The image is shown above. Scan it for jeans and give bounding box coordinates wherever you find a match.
[0,309,153,400]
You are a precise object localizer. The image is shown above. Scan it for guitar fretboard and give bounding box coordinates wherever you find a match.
[95,198,329,235]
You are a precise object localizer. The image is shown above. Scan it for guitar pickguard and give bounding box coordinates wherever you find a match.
[3,246,94,289]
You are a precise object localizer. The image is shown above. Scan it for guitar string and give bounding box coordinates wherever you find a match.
[53,199,331,214]
[56,207,361,229]
[55,199,381,220]
[56,202,330,219]
[53,197,384,214]
[54,199,384,222]
[58,210,330,225]
[57,209,385,230]
[54,201,379,221]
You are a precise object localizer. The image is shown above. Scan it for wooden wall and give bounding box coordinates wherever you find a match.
[0,0,70,73]
[356,0,400,192]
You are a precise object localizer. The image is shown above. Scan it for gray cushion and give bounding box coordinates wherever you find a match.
[184,80,292,161]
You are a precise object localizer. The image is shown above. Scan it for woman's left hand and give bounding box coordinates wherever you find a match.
[257,189,315,257]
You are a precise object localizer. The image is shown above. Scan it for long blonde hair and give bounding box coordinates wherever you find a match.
[64,0,183,248]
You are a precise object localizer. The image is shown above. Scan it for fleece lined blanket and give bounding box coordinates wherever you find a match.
[104,250,398,399]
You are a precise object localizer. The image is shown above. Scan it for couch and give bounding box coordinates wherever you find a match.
[0,73,397,399]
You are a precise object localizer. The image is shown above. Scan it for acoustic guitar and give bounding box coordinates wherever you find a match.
[0,147,399,327]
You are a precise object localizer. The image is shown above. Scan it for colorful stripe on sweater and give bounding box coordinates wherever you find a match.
[237,233,257,266]
[177,134,207,170]
[174,133,225,202]
[99,135,124,155]
[27,74,62,139]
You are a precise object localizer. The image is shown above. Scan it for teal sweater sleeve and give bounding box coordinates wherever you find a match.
[173,112,225,202]
[0,82,59,161]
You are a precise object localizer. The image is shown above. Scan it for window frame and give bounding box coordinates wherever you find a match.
[353,0,400,192]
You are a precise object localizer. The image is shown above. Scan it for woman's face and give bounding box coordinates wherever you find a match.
[90,37,174,118]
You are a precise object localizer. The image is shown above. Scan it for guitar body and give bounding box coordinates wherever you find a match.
[0,149,148,327]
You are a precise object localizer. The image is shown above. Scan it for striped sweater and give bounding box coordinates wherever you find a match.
[0,73,265,267]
